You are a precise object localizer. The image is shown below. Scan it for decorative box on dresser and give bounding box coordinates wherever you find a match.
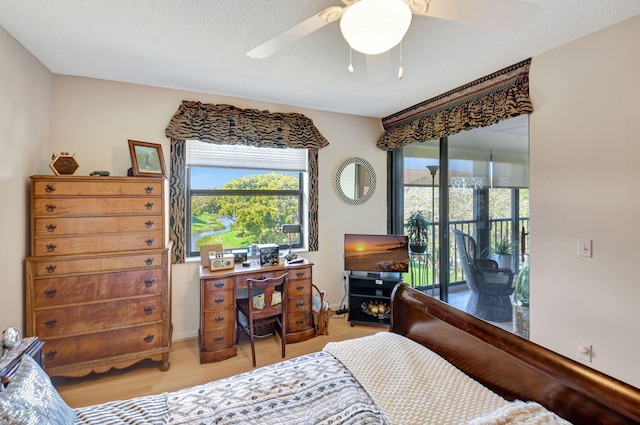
[199,259,315,363]
[25,176,172,378]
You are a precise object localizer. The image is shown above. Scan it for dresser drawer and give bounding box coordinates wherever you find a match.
[287,296,311,314]
[202,327,235,351]
[35,296,163,337]
[202,290,235,311]
[42,324,163,369]
[34,216,162,236]
[33,179,164,197]
[203,276,234,293]
[34,197,163,217]
[28,252,164,277]
[33,269,163,308]
[34,231,164,256]
[287,312,311,331]
[202,309,235,330]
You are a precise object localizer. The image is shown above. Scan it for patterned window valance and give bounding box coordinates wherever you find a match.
[166,101,329,149]
[377,59,532,151]
[165,101,327,264]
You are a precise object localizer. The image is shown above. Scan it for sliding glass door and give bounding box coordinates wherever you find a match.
[400,115,529,325]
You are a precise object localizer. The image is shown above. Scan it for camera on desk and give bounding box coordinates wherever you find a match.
[209,251,235,271]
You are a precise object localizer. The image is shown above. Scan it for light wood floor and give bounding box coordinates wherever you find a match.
[52,315,383,408]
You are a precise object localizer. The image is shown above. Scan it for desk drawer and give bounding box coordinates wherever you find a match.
[202,327,235,351]
[288,267,312,281]
[287,279,311,297]
[203,309,235,330]
[203,277,234,293]
[287,312,311,331]
[202,290,235,311]
[287,296,311,314]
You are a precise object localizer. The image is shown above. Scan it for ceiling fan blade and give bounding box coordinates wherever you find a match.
[417,0,538,32]
[366,51,393,83]
[247,6,345,59]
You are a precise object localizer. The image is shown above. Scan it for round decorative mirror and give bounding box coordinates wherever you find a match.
[334,157,376,205]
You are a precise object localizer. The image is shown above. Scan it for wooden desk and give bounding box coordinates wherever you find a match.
[199,259,315,363]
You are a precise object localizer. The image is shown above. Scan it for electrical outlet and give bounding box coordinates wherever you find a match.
[577,340,592,362]
[578,239,592,258]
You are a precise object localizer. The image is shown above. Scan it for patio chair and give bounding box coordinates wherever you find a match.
[452,229,515,322]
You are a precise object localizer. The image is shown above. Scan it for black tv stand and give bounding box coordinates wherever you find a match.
[347,271,403,327]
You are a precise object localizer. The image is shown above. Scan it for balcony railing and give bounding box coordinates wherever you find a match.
[408,217,529,289]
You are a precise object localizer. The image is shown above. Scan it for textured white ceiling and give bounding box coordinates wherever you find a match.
[1,0,639,118]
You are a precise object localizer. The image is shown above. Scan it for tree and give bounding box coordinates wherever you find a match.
[216,173,299,244]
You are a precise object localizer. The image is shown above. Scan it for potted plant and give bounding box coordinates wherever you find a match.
[405,210,429,253]
[513,261,530,339]
[491,236,513,269]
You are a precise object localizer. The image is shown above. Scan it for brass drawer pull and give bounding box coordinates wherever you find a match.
[145,220,154,228]
[296,320,304,326]
[145,258,154,265]
[296,271,304,277]
[259,275,266,280]
[144,186,154,194]
[44,350,57,360]
[44,319,57,329]
[43,289,57,298]
[144,279,155,287]
[214,316,224,323]
[46,244,57,252]
[214,298,224,304]
[296,301,304,308]
[296,285,304,291]
[45,265,57,273]
[45,184,56,193]
[145,202,154,210]
[45,204,57,212]
[145,239,154,246]
[144,306,155,315]
[45,224,57,233]
[144,334,155,343]
[214,336,225,343]
[215,282,225,289]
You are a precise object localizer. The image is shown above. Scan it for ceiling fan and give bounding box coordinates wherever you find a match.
[247,0,539,61]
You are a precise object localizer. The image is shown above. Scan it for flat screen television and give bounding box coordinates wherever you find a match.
[344,234,409,274]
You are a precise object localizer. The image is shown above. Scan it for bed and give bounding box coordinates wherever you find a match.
[1,283,638,424]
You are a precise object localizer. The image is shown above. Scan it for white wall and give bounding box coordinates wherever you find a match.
[48,76,386,341]
[0,26,52,333]
[529,15,640,387]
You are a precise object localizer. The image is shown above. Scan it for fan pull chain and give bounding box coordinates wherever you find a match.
[348,47,354,73]
[398,41,404,79]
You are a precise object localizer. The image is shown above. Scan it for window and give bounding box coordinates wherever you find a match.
[186,141,307,257]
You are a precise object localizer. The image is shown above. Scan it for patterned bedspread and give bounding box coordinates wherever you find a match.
[74,351,390,425]
[75,333,566,424]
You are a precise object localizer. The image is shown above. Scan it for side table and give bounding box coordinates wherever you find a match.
[0,337,45,387]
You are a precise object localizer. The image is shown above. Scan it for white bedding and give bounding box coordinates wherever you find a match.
[325,332,509,425]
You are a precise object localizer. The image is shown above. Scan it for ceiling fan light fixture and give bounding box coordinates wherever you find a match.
[340,0,412,55]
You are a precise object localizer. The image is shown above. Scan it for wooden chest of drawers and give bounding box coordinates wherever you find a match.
[25,176,172,377]
[199,260,315,363]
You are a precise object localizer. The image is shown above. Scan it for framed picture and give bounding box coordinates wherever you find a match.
[128,140,166,177]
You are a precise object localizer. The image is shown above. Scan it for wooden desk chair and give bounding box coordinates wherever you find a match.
[236,273,288,367]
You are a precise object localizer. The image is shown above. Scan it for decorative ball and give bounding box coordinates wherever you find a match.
[2,327,22,348]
